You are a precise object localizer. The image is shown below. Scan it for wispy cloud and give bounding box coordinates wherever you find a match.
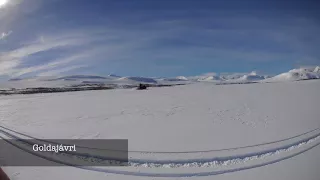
[9,53,89,77]
[0,31,12,40]
[1,0,319,78]
[0,31,98,77]
[37,64,88,77]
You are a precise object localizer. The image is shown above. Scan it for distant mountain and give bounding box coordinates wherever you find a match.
[118,77,158,84]
[198,75,221,81]
[162,76,189,81]
[108,74,122,78]
[188,71,270,83]
[176,76,188,80]
[237,72,266,81]
[8,78,23,81]
[238,74,266,81]
[6,66,319,88]
[220,74,245,81]
[268,67,320,82]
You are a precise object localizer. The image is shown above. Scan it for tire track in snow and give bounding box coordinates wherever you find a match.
[128,133,320,167]
[0,124,318,153]
[80,141,320,177]
[1,130,319,177]
[0,125,320,169]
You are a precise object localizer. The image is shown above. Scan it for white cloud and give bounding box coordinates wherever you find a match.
[0,31,12,40]
[0,31,99,77]
[37,65,88,77]
[1,15,316,79]
[10,53,89,77]
[5,35,87,59]
[0,60,20,75]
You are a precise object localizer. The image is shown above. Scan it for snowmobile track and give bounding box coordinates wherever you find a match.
[0,124,320,177]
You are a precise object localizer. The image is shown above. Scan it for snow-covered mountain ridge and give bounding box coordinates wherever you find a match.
[3,66,320,89]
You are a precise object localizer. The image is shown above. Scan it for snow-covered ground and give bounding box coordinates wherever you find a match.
[0,77,320,179]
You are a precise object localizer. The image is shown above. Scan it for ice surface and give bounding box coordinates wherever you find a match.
[0,75,319,179]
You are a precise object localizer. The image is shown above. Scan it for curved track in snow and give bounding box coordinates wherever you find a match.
[0,124,318,153]
[1,125,320,177]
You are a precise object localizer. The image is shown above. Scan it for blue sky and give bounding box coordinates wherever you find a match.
[0,0,319,78]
